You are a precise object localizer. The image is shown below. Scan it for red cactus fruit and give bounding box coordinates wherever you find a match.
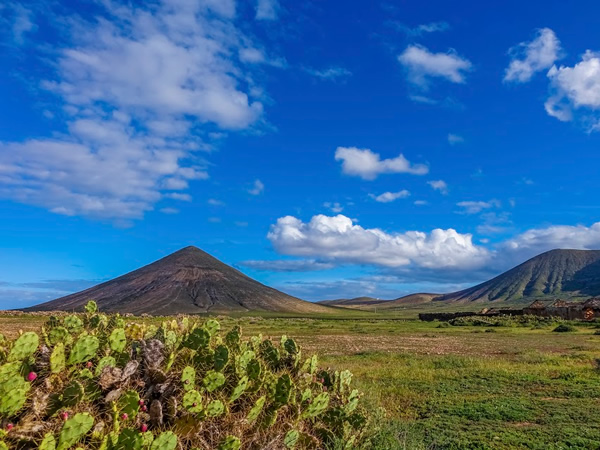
[27,372,37,382]
[61,412,69,421]
[86,361,93,368]
[138,399,144,405]
[121,413,128,420]
[140,424,148,433]
[6,423,14,431]
[141,405,147,412]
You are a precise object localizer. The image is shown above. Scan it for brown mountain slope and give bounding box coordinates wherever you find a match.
[437,249,600,303]
[376,293,440,309]
[26,246,334,315]
[318,297,389,309]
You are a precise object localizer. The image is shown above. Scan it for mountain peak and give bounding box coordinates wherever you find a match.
[27,246,333,315]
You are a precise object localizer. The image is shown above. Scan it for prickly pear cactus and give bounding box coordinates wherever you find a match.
[206,399,225,417]
[182,390,203,414]
[68,335,99,365]
[61,380,85,406]
[150,431,177,450]
[181,366,195,391]
[8,332,39,361]
[0,303,371,449]
[229,376,248,402]
[302,392,330,418]
[84,300,98,313]
[57,413,94,450]
[50,343,66,373]
[203,370,225,392]
[109,328,127,353]
[218,436,241,450]
[284,429,299,449]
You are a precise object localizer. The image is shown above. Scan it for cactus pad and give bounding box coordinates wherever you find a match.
[273,374,293,407]
[64,315,83,333]
[204,319,220,337]
[182,390,203,413]
[61,380,85,407]
[68,335,99,365]
[229,376,248,402]
[150,431,177,450]
[39,432,56,450]
[0,386,28,416]
[8,332,39,362]
[213,345,229,371]
[203,370,225,392]
[181,366,195,391]
[109,328,127,353]
[182,328,210,350]
[246,396,266,423]
[206,399,225,417]
[95,356,117,376]
[283,338,299,355]
[50,343,66,374]
[218,436,241,450]
[225,326,241,348]
[302,392,329,418]
[118,390,140,418]
[259,340,280,369]
[84,301,98,314]
[284,430,299,449]
[57,413,94,450]
[48,327,71,346]
[116,429,142,450]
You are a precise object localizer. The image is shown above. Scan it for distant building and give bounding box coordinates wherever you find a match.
[524,298,600,321]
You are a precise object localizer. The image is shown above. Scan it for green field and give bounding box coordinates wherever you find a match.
[2,312,600,449]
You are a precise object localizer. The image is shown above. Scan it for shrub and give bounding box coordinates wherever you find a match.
[553,324,577,333]
[0,302,371,449]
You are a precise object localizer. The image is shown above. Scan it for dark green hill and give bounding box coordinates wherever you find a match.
[437,249,600,303]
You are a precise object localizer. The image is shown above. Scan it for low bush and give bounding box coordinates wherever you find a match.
[0,302,371,449]
[553,324,577,333]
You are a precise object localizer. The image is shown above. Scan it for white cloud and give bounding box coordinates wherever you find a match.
[248,179,265,195]
[504,28,562,83]
[335,147,428,180]
[324,202,344,213]
[414,200,428,206]
[304,66,352,81]
[427,180,448,195]
[3,3,35,44]
[256,0,279,20]
[0,0,270,220]
[267,214,490,270]
[447,133,464,145]
[456,200,500,215]
[208,199,225,206]
[545,51,600,126]
[239,259,335,272]
[370,190,410,203]
[160,207,179,214]
[398,45,472,88]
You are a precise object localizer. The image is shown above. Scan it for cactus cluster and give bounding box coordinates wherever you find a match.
[0,302,369,449]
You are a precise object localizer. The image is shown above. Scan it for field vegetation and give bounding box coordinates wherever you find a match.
[1,307,600,449]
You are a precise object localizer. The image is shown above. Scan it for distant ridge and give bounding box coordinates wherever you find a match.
[318,297,389,308]
[319,293,439,310]
[437,249,600,303]
[26,246,334,315]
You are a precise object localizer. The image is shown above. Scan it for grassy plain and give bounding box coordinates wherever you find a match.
[1,310,600,449]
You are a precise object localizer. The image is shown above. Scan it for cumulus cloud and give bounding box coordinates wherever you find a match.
[256,0,279,20]
[370,190,410,203]
[248,179,265,195]
[427,180,448,195]
[545,50,600,126]
[208,199,225,206]
[398,45,472,88]
[456,200,500,215]
[267,214,490,270]
[0,0,270,220]
[335,147,428,180]
[504,28,562,83]
[239,259,335,272]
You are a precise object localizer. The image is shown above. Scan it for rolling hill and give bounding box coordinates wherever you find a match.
[318,297,389,309]
[26,246,335,315]
[437,249,600,303]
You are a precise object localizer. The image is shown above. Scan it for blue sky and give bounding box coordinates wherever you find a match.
[2,0,600,308]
